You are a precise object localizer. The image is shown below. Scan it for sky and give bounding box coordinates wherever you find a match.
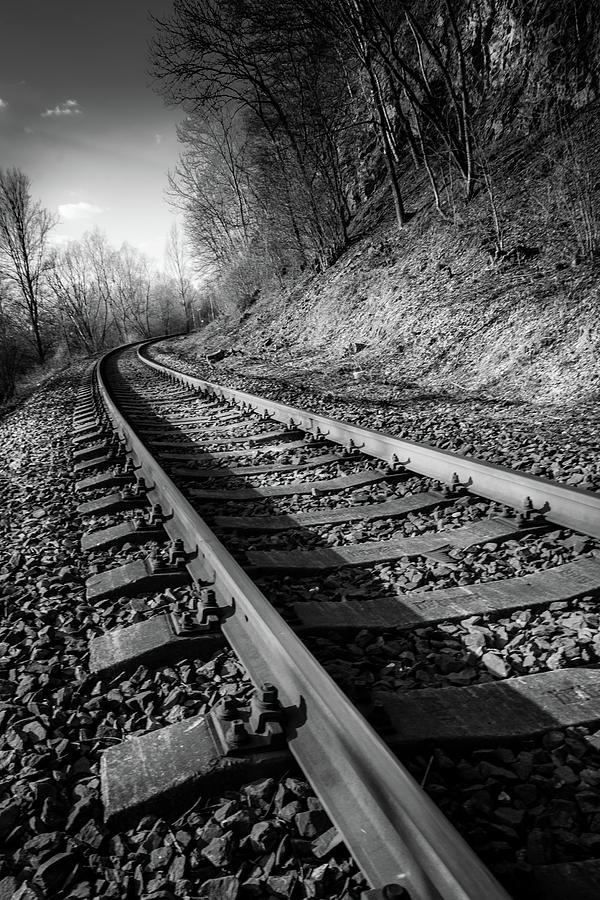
[0,1,183,267]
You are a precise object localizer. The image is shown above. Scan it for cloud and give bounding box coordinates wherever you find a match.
[42,98,81,118]
[154,133,162,144]
[58,201,103,221]
[0,99,7,109]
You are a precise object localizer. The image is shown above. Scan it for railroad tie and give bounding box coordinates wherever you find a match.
[171,451,345,478]
[189,469,396,501]
[376,668,600,746]
[245,516,538,572]
[294,556,600,630]
[214,490,449,531]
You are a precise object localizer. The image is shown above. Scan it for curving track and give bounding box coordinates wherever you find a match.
[71,339,600,900]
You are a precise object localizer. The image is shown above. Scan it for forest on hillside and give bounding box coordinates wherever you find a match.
[150,0,600,304]
[2,0,599,401]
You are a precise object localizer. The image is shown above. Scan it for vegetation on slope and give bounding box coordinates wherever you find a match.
[148,0,600,401]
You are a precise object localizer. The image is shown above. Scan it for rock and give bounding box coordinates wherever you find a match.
[174,829,193,848]
[23,831,66,856]
[294,810,330,839]
[478,761,518,781]
[542,730,565,750]
[220,809,256,835]
[65,799,95,833]
[213,799,239,823]
[34,852,79,893]
[548,799,578,829]
[168,854,187,883]
[201,831,235,868]
[150,846,174,870]
[303,861,330,894]
[198,821,224,842]
[58,566,78,583]
[249,821,281,853]
[276,801,303,823]
[206,349,227,363]
[266,874,297,898]
[198,875,240,899]
[243,778,275,807]
[312,826,343,858]
[13,884,45,900]
[76,820,106,850]
[0,802,20,836]
[284,777,313,798]
[22,720,47,743]
[0,876,18,900]
[481,652,508,678]
[566,473,585,485]
[108,834,127,858]
[142,891,175,900]
[554,765,579,786]
[495,807,525,826]
[513,783,538,806]
[462,631,486,655]
[66,883,93,899]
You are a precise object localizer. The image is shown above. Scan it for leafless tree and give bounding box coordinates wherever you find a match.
[168,109,256,272]
[47,233,112,354]
[47,226,190,350]
[0,287,26,401]
[109,243,155,340]
[0,168,56,362]
[165,223,195,331]
[152,0,359,270]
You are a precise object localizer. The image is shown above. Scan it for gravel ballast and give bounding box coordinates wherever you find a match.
[4,347,599,899]
[0,369,369,899]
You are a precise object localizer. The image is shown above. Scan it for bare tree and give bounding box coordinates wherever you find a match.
[0,287,26,401]
[151,270,189,334]
[46,228,190,353]
[110,243,155,340]
[332,0,408,229]
[0,168,56,362]
[152,0,359,270]
[165,223,195,331]
[46,234,112,354]
[353,0,477,199]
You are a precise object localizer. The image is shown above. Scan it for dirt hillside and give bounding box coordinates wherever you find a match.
[171,102,600,408]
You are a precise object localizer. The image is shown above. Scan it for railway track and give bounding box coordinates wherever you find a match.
[71,339,600,900]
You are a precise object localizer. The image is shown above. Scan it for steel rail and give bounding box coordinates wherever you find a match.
[96,345,512,900]
[139,342,600,539]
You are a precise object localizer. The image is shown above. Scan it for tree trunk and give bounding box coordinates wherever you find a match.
[367,59,406,229]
